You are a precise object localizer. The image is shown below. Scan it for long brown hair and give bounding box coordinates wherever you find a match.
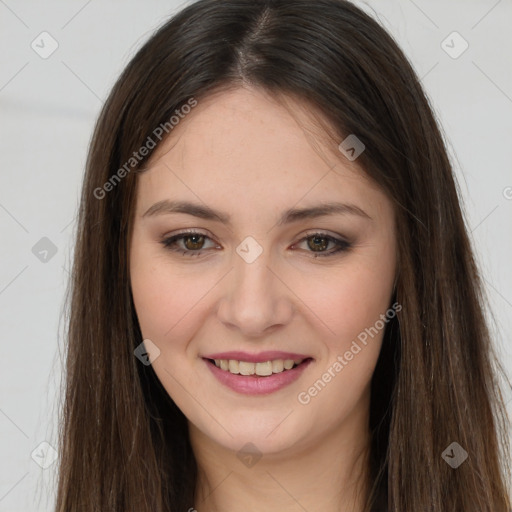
[54,0,511,510]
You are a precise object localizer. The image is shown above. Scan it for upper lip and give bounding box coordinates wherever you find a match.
[202,351,312,363]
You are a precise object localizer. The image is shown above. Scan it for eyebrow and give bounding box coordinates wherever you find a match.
[142,199,372,225]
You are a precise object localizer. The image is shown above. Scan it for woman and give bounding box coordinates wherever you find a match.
[55,1,511,511]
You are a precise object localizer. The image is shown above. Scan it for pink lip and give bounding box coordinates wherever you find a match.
[202,351,310,363]
[203,357,313,395]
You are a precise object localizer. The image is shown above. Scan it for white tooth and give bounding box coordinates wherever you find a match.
[239,361,256,375]
[214,359,221,367]
[283,359,294,370]
[255,361,273,376]
[272,360,284,373]
[220,359,229,371]
[228,360,240,374]
[294,359,303,365]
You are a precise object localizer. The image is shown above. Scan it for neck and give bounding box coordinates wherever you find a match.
[189,399,372,512]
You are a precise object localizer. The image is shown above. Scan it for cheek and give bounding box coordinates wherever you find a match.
[297,253,395,352]
[130,243,217,349]
[295,263,394,417]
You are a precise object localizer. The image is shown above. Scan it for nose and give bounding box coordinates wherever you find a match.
[216,244,294,338]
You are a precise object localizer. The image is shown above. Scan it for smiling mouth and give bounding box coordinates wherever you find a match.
[205,357,313,377]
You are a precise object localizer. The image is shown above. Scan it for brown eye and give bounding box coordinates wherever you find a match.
[161,231,218,256]
[307,235,330,252]
[295,232,352,258]
[161,231,350,258]
[182,234,206,250]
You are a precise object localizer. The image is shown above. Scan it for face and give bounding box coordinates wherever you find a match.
[129,86,397,456]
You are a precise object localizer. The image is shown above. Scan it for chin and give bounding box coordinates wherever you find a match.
[190,410,314,458]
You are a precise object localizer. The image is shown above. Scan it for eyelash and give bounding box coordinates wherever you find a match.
[160,229,352,258]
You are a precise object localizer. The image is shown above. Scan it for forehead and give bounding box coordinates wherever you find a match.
[135,86,390,221]
[148,86,348,170]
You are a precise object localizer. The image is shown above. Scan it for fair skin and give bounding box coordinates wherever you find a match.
[129,86,397,512]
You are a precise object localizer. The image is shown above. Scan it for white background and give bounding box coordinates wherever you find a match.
[0,1,511,510]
